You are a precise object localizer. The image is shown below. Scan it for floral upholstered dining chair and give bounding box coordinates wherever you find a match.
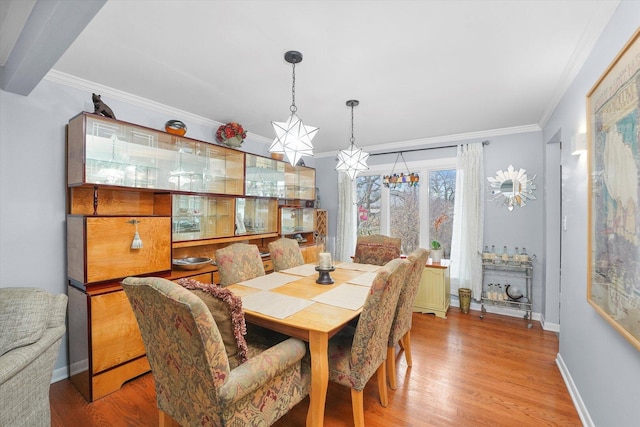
[215,242,265,287]
[387,247,429,389]
[325,257,411,427]
[353,234,402,265]
[122,276,311,427]
[268,237,305,271]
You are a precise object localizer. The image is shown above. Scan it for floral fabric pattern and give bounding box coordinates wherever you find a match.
[122,276,310,427]
[388,248,430,347]
[215,243,265,287]
[177,278,249,367]
[327,258,411,391]
[268,238,305,272]
[353,234,402,266]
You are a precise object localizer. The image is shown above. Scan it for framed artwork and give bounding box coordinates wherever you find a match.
[587,28,640,351]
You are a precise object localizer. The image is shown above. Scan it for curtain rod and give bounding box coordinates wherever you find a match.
[368,140,490,157]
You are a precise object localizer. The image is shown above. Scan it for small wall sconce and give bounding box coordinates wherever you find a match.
[571,133,587,155]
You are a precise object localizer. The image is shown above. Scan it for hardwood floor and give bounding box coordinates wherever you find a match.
[50,309,581,426]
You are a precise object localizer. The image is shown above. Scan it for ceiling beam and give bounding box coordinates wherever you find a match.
[1,0,105,96]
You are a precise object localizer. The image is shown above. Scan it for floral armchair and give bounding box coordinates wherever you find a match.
[122,276,311,427]
[387,247,429,389]
[215,243,265,287]
[325,258,411,427]
[353,234,402,265]
[268,238,305,272]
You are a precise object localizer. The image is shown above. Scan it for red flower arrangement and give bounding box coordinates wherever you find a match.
[215,122,247,146]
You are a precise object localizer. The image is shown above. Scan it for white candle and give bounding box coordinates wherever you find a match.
[319,252,332,269]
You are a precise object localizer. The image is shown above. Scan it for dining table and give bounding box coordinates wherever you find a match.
[227,262,381,427]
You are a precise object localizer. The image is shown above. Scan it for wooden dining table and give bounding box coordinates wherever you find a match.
[227,264,377,427]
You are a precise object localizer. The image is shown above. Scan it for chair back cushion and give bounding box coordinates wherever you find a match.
[0,288,51,356]
[177,278,248,368]
[388,248,430,345]
[353,234,401,265]
[122,276,229,424]
[215,243,265,287]
[268,238,305,271]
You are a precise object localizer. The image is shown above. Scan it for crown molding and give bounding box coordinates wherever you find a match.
[314,124,542,158]
[537,1,619,128]
[44,69,273,144]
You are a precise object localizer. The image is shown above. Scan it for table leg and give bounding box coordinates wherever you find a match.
[306,330,329,427]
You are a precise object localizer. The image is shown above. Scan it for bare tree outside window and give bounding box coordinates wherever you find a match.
[356,176,381,235]
[390,185,419,254]
[429,170,456,257]
[356,167,456,256]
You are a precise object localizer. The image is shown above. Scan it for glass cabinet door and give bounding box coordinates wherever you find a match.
[172,195,235,241]
[284,164,316,200]
[83,116,160,189]
[235,198,278,235]
[245,154,285,197]
[280,207,316,235]
[71,114,245,195]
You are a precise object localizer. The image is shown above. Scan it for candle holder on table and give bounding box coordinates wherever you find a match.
[316,251,335,284]
[315,265,335,284]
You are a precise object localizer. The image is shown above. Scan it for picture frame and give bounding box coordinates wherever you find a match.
[587,28,640,351]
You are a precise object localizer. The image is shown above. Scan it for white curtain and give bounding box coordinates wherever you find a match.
[336,173,357,262]
[450,143,484,300]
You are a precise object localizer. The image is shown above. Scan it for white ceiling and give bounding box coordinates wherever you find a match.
[2,0,621,155]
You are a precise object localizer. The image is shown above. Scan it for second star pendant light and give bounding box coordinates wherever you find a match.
[336,99,369,180]
[270,50,318,167]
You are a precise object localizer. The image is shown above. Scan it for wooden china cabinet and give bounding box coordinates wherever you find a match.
[66,112,318,401]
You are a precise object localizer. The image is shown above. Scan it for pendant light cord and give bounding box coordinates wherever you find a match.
[350,103,356,146]
[290,62,297,113]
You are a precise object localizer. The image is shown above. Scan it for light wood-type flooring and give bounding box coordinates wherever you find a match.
[50,308,581,426]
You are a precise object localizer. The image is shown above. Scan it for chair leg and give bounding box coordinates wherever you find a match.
[403,330,413,367]
[387,345,397,390]
[377,361,388,407]
[351,389,365,427]
[159,409,180,427]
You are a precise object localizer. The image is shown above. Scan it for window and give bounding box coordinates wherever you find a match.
[356,158,456,256]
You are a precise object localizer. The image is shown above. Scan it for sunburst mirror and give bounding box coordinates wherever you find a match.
[487,165,536,211]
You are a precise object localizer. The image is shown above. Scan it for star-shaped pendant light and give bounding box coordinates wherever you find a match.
[335,99,369,180]
[270,51,318,166]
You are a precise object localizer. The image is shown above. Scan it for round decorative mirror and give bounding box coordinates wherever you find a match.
[487,165,536,211]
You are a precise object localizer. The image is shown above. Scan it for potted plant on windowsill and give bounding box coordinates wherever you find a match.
[430,214,448,263]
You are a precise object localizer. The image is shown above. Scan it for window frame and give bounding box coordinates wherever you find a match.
[357,157,456,251]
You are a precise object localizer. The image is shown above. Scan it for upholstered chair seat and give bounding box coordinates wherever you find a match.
[268,237,305,272]
[215,242,265,287]
[122,276,311,427]
[325,258,411,427]
[387,247,430,389]
[353,234,402,265]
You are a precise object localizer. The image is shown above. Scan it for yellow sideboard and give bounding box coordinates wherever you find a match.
[413,261,450,318]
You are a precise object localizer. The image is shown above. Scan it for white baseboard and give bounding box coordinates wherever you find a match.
[52,365,69,384]
[556,353,591,427]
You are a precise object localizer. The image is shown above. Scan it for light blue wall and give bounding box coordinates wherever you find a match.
[319,131,545,312]
[542,1,640,425]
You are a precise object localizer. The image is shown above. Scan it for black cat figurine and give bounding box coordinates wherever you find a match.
[92,93,116,119]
